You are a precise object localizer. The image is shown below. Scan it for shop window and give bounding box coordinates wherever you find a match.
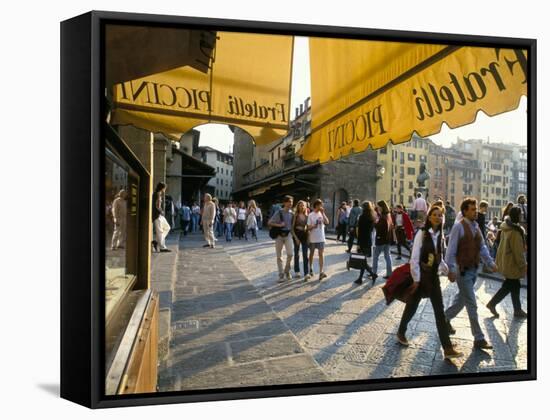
[105,146,141,368]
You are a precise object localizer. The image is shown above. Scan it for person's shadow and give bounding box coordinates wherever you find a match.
[37,383,59,397]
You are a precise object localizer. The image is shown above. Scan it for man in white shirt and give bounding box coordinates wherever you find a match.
[411,192,428,224]
[306,199,330,281]
[268,196,295,282]
[201,194,216,248]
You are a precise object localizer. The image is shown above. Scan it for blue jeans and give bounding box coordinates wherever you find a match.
[445,268,485,341]
[191,214,199,232]
[372,244,392,276]
[225,222,234,241]
[293,237,309,275]
[215,219,224,237]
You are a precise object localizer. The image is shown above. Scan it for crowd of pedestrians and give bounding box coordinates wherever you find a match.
[263,193,528,361]
[148,187,528,361]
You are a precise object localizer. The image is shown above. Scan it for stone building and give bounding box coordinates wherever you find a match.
[232,100,377,229]
[194,146,234,202]
[376,134,434,207]
[453,138,515,219]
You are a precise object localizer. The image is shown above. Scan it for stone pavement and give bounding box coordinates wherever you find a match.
[155,232,327,392]
[226,230,528,380]
[152,229,528,391]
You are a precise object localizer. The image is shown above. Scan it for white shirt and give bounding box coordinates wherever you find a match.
[223,207,236,224]
[307,211,326,243]
[255,207,262,218]
[412,197,428,212]
[237,208,247,220]
[395,213,403,227]
[410,229,449,283]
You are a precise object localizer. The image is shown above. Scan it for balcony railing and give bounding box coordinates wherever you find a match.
[242,155,305,186]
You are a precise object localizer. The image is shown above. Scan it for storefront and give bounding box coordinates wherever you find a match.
[104,123,159,395]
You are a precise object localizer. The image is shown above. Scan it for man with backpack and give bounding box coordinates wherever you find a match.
[268,196,294,282]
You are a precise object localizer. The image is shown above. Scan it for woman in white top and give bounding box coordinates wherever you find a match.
[236,201,247,240]
[255,205,263,230]
[396,205,463,361]
[223,202,237,242]
[246,200,259,241]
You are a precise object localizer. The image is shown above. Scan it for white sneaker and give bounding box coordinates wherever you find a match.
[304,274,311,282]
[293,272,301,279]
[277,273,285,283]
[285,272,292,281]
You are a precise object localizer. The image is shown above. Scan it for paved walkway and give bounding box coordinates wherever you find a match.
[156,232,327,392]
[225,231,528,380]
[152,229,528,391]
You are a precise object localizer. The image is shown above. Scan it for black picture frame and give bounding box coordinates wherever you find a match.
[61,10,536,409]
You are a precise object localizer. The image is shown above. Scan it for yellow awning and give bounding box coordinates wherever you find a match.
[302,39,527,162]
[111,31,294,145]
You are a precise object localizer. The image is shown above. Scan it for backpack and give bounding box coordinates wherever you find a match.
[269,210,289,239]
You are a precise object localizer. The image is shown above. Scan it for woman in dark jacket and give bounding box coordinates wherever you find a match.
[396,205,463,360]
[354,201,377,285]
[372,200,394,281]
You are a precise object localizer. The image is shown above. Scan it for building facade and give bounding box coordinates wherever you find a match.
[194,146,234,202]
[232,99,377,228]
[453,139,515,219]
[376,134,433,206]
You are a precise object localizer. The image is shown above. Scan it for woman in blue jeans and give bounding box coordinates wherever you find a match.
[291,201,309,279]
[372,200,394,281]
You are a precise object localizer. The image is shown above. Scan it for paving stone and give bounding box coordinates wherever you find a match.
[367,344,437,367]
[230,333,304,364]
[157,231,528,390]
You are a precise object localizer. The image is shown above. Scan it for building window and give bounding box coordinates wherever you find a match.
[380,148,387,154]
[419,155,427,163]
[407,167,415,175]
[408,196,413,204]
[409,181,413,189]
[408,153,416,161]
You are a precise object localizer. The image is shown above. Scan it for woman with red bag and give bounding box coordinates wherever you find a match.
[396,205,463,360]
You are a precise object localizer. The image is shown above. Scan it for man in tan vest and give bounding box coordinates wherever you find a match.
[444,198,497,350]
[201,193,216,248]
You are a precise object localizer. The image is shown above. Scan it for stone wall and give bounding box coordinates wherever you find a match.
[318,150,377,228]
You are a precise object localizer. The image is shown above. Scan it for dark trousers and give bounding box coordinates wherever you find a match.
[337,222,348,242]
[347,226,356,252]
[236,220,246,239]
[488,278,522,311]
[398,277,452,348]
[357,263,374,280]
[181,219,190,235]
[293,236,309,275]
[395,226,411,257]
